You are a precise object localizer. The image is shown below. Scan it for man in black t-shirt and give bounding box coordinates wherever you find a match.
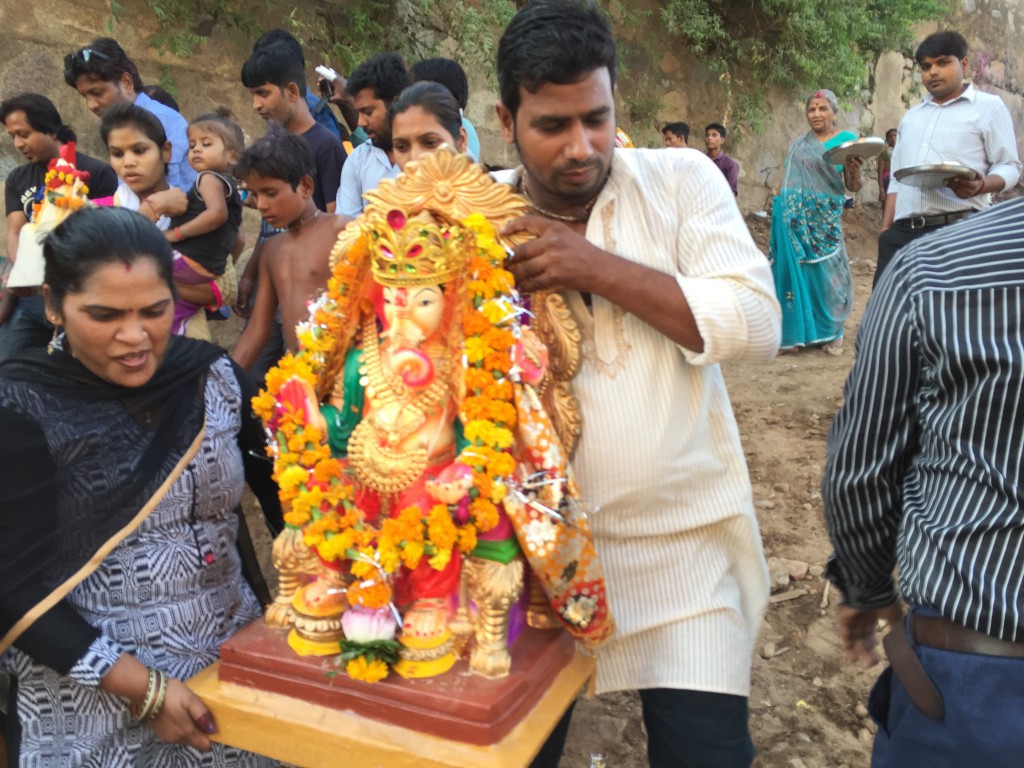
[5,154,118,221]
[237,37,348,380]
[1,94,119,360]
[240,42,346,212]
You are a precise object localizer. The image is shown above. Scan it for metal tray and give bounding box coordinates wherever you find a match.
[894,163,980,189]
[823,136,886,164]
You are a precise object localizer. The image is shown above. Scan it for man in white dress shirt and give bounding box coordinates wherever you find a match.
[496,2,780,766]
[877,30,1021,286]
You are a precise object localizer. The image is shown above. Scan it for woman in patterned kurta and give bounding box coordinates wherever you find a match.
[0,208,280,767]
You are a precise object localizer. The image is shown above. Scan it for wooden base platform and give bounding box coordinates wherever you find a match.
[217,621,580,746]
[188,635,594,768]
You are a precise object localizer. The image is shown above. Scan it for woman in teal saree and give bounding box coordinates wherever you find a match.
[769,89,864,352]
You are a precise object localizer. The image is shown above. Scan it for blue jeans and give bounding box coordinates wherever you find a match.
[531,689,754,768]
[870,610,1024,767]
[0,295,52,362]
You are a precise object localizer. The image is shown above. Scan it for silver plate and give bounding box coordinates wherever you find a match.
[823,136,886,164]
[894,163,980,188]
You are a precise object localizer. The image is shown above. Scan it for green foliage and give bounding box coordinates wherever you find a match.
[285,0,412,76]
[621,71,662,131]
[119,0,515,88]
[107,0,261,57]
[660,0,948,130]
[437,0,516,65]
[105,0,123,34]
[157,65,178,98]
[112,0,946,141]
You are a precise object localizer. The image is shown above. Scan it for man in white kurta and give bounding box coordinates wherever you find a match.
[496,3,779,766]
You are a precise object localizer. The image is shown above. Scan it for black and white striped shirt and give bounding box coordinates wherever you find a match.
[823,198,1024,641]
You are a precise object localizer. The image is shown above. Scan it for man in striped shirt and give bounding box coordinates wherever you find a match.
[823,199,1024,766]
[877,30,1021,286]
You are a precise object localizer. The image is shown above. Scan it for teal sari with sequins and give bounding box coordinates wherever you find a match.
[768,130,855,349]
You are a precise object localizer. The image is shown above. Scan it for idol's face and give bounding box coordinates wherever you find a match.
[382,284,445,348]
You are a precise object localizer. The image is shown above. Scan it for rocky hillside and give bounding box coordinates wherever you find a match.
[0,0,1020,219]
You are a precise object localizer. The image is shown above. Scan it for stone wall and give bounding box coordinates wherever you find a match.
[1,0,1021,242]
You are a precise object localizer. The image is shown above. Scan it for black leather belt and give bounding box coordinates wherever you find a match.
[896,211,972,230]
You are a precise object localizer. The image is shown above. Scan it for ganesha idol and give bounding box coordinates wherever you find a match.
[253,150,613,684]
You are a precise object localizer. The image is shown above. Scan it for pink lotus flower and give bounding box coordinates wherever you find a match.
[342,606,398,643]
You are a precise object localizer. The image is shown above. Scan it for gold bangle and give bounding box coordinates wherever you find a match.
[130,668,158,721]
[147,671,168,722]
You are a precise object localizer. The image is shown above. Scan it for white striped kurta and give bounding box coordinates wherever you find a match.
[541,148,781,695]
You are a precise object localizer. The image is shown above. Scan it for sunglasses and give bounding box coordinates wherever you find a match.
[63,47,111,70]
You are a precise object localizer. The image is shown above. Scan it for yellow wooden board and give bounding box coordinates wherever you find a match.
[187,653,594,768]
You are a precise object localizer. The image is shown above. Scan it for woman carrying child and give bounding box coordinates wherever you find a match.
[100,103,239,339]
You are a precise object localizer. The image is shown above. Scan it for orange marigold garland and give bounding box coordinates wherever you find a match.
[456,213,519,526]
[253,212,523,682]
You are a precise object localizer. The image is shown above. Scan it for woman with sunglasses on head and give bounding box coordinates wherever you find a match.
[0,206,280,767]
[0,93,118,361]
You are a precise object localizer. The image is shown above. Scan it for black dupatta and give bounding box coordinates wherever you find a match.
[0,336,224,653]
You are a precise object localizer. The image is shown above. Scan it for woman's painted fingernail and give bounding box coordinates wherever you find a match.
[196,713,217,734]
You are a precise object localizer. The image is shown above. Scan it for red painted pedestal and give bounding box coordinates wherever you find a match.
[217,620,578,746]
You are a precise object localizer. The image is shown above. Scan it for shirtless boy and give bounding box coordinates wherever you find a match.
[230,130,350,370]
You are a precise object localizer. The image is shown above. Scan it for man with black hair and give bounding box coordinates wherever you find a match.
[63,38,195,190]
[410,57,481,160]
[241,42,345,214]
[0,93,118,361]
[335,52,411,217]
[824,195,1024,768]
[661,121,689,147]
[878,30,1020,285]
[249,29,359,146]
[705,122,739,196]
[236,38,346,384]
[495,2,779,766]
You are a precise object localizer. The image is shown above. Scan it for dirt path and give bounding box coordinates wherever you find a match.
[558,204,885,768]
